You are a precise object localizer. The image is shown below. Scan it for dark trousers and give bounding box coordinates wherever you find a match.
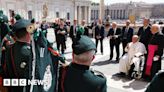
[96,39,103,53]
[142,54,148,78]
[110,41,120,60]
[151,60,161,79]
[57,41,65,54]
[122,39,128,55]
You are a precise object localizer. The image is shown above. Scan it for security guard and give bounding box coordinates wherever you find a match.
[59,35,107,92]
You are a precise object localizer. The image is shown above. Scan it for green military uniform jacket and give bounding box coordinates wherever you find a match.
[60,63,107,92]
[145,70,164,92]
[2,30,60,92]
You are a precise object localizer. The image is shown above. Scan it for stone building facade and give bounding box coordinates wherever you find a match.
[0,0,91,24]
[91,1,164,21]
[151,4,164,18]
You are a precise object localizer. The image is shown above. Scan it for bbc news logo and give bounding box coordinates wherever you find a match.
[3,79,48,86]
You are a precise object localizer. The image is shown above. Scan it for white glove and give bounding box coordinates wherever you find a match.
[153,56,160,61]
[114,35,118,38]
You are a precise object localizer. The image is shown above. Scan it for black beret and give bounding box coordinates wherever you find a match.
[72,36,96,55]
[31,18,35,23]
[14,14,22,20]
[12,19,31,32]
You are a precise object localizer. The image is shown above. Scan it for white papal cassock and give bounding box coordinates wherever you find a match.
[119,42,146,75]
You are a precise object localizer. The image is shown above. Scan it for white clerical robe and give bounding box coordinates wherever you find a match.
[119,42,146,75]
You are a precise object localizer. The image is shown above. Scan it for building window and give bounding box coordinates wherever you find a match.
[123,10,126,19]
[117,10,119,19]
[114,10,116,19]
[9,9,15,17]
[56,12,59,18]
[96,10,99,19]
[111,10,113,19]
[67,12,70,20]
[94,10,96,19]
[28,10,32,19]
[91,10,94,20]
[120,10,122,19]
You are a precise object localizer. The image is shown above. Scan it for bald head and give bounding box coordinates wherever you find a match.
[132,35,139,43]
[112,22,117,29]
[151,24,160,34]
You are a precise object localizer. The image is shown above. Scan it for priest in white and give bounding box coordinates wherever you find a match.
[117,35,147,76]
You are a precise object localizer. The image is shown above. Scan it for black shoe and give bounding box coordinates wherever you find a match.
[116,58,119,62]
[109,58,112,61]
[114,72,126,77]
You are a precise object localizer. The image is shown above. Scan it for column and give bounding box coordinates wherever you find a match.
[78,5,82,24]
[77,6,79,21]
[74,5,77,20]
[85,6,87,21]
[100,0,104,20]
[88,6,91,23]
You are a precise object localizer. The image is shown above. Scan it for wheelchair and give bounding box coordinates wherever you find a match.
[129,53,145,79]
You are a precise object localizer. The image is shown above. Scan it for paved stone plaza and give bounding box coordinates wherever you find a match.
[46,28,164,92]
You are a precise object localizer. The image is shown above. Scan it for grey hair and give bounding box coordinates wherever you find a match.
[112,22,117,25]
[74,50,95,62]
[126,20,131,23]
[152,24,160,32]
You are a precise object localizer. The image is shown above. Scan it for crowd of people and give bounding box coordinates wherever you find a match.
[0,9,164,92]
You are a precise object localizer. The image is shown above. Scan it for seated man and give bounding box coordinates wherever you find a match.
[116,35,147,77]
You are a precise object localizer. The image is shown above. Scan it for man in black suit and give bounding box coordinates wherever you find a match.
[81,20,89,36]
[137,18,152,50]
[95,19,105,55]
[69,19,78,40]
[107,22,122,61]
[137,18,152,79]
[121,20,134,55]
[162,27,164,34]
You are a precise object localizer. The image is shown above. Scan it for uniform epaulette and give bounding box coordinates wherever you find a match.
[91,69,106,79]
[156,70,164,77]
